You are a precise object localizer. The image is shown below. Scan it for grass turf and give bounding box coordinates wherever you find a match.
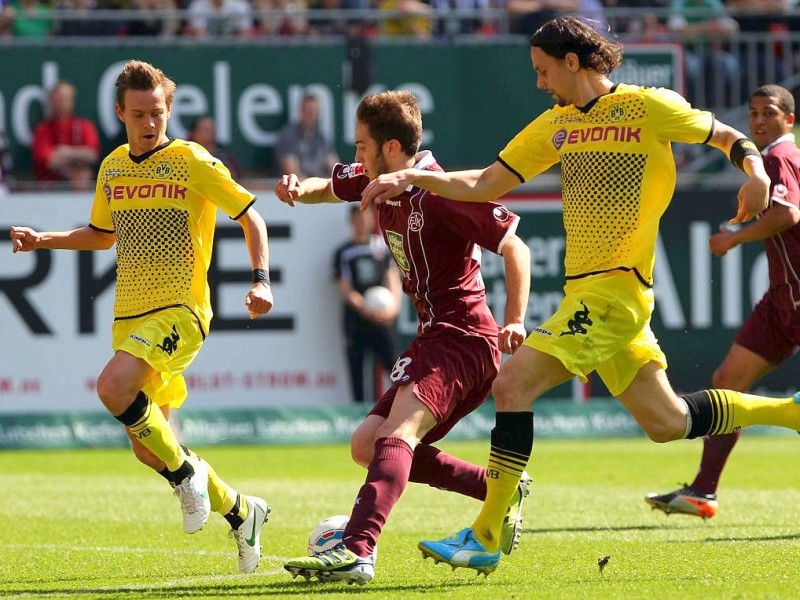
[0,436,798,599]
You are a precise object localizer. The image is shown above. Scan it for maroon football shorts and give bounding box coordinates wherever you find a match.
[734,288,800,365]
[370,329,501,444]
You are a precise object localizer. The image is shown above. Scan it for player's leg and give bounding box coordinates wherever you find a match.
[353,413,487,501]
[103,309,211,534]
[201,456,270,574]
[646,318,780,517]
[469,346,570,551]
[285,382,437,583]
[420,277,658,571]
[418,346,567,572]
[619,360,800,442]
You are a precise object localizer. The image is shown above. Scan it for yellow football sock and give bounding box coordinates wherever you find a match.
[121,393,186,472]
[471,446,527,552]
[204,459,244,517]
[684,389,800,437]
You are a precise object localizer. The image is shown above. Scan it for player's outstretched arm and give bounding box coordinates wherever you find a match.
[707,121,770,224]
[360,161,520,210]
[498,234,530,354]
[274,174,339,207]
[9,225,115,253]
[238,207,274,320]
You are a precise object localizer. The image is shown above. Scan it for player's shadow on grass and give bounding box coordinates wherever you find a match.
[700,532,800,543]
[527,524,663,534]
[0,581,482,598]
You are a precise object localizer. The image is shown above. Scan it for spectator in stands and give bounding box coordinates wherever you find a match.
[727,0,799,95]
[31,81,101,191]
[186,0,253,36]
[55,0,119,36]
[188,115,243,182]
[667,0,740,108]
[502,0,578,36]
[3,0,53,37]
[308,0,356,35]
[126,0,179,36]
[379,0,433,38]
[0,0,12,35]
[430,0,494,38]
[274,93,338,178]
[251,0,309,35]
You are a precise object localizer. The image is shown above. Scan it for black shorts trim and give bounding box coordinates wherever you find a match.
[113,304,207,339]
[565,266,653,288]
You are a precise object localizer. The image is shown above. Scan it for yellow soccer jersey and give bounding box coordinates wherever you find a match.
[499,83,713,286]
[90,139,255,334]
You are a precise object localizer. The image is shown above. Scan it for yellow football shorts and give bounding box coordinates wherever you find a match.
[524,272,667,396]
[111,306,204,408]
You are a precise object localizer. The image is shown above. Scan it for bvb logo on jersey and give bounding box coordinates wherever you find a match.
[154,162,172,179]
[609,104,626,122]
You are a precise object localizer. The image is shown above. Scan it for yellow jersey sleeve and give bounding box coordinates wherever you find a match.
[645,86,714,145]
[498,111,561,182]
[187,144,255,219]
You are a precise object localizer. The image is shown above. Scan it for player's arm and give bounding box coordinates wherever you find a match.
[707,120,770,224]
[274,174,340,207]
[237,206,274,319]
[9,225,115,253]
[497,234,530,354]
[360,161,521,209]
[384,265,402,321]
[709,203,800,256]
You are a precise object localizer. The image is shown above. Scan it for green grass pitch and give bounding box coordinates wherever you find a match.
[1,436,798,599]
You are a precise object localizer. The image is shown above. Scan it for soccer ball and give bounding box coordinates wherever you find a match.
[307,515,349,556]
[363,286,395,312]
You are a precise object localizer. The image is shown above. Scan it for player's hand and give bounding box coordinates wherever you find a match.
[709,224,738,257]
[731,173,769,224]
[274,174,301,207]
[360,169,416,211]
[364,307,396,326]
[245,282,273,319]
[9,226,40,253]
[499,322,527,354]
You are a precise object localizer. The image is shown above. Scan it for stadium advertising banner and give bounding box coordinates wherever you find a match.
[0,42,678,174]
[1,192,355,413]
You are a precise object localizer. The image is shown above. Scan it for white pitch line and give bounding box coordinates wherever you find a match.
[3,567,291,598]
[0,542,288,560]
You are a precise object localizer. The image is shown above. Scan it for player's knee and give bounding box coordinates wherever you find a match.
[95,374,118,408]
[350,432,374,468]
[491,372,525,411]
[711,365,743,390]
[640,419,683,443]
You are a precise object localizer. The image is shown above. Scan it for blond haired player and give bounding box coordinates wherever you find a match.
[10,60,273,574]
[362,17,800,574]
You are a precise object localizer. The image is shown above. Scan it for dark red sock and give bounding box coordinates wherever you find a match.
[692,431,743,494]
[409,444,486,500]
[343,436,414,557]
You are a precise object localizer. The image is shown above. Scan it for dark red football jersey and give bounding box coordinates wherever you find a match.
[332,151,521,337]
[762,136,800,311]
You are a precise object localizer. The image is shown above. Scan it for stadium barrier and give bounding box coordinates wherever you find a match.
[0,399,645,450]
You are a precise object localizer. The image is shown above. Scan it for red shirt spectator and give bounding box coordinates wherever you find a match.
[32,80,100,190]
